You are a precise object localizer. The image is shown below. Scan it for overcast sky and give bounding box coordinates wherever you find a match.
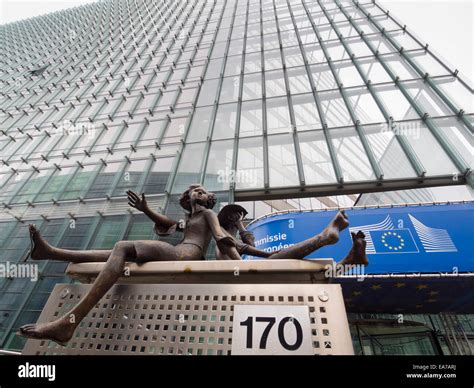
[0,0,472,81]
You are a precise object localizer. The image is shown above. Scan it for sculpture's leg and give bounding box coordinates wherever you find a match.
[267,211,349,260]
[337,231,368,266]
[18,241,134,344]
[18,239,192,345]
[28,224,111,262]
[241,245,272,258]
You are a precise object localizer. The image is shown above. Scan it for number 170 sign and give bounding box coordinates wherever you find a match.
[231,305,314,355]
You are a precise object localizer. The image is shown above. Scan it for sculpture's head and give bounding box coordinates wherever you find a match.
[180,184,217,212]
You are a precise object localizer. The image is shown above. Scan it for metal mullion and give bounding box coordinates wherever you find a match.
[4,169,37,207]
[135,156,156,195]
[314,1,385,180]
[347,0,470,177]
[49,163,82,202]
[88,96,109,123]
[333,1,431,178]
[147,1,195,95]
[273,0,306,186]
[50,101,75,124]
[261,1,270,190]
[83,214,105,250]
[288,0,343,184]
[74,162,104,201]
[27,166,60,204]
[70,98,92,123]
[162,0,222,208]
[3,137,30,164]
[303,0,383,181]
[230,0,251,202]
[372,1,473,92]
[148,87,164,116]
[132,119,151,149]
[23,131,55,162]
[106,121,129,152]
[128,91,145,119]
[198,0,238,184]
[106,158,133,199]
[0,170,27,206]
[360,1,473,132]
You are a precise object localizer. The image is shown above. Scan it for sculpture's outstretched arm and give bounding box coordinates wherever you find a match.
[127,190,179,232]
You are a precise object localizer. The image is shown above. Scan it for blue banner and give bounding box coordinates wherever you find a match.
[244,203,474,274]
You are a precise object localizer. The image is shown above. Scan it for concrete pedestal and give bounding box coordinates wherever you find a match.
[22,260,354,355]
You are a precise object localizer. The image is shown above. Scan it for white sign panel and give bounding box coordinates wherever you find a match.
[231,305,313,355]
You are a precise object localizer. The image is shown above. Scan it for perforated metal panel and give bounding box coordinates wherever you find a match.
[22,283,353,355]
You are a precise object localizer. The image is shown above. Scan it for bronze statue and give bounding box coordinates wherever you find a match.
[18,184,367,345]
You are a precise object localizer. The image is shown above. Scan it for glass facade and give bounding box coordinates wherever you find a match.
[0,0,472,352]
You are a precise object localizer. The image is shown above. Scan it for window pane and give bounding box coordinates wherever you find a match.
[329,127,375,181]
[86,160,123,199]
[264,48,283,70]
[304,43,325,64]
[311,63,337,90]
[319,90,353,128]
[213,103,237,140]
[89,216,127,249]
[267,133,299,187]
[60,165,96,200]
[224,55,242,76]
[112,159,148,197]
[402,79,453,118]
[265,69,286,97]
[284,46,305,67]
[172,142,206,194]
[143,157,174,195]
[204,139,234,191]
[346,87,386,124]
[292,93,322,131]
[244,52,261,73]
[298,130,337,184]
[333,61,365,87]
[187,106,213,142]
[219,76,240,104]
[240,100,263,137]
[362,123,417,179]
[432,117,473,170]
[287,66,312,94]
[358,56,392,84]
[196,79,219,106]
[266,97,291,134]
[236,137,264,189]
[404,122,458,175]
[432,77,474,115]
[242,72,262,100]
[372,84,418,121]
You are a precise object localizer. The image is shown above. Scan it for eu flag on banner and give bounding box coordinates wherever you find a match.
[370,229,419,254]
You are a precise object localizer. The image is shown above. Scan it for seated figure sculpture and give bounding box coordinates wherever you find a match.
[18,184,368,345]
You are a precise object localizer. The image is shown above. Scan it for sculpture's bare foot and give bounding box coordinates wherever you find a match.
[320,210,349,245]
[29,224,52,260]
[18,317,76,346]
[343,231,368,266]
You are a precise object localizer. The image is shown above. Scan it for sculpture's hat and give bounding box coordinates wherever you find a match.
[217,204,248,228]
